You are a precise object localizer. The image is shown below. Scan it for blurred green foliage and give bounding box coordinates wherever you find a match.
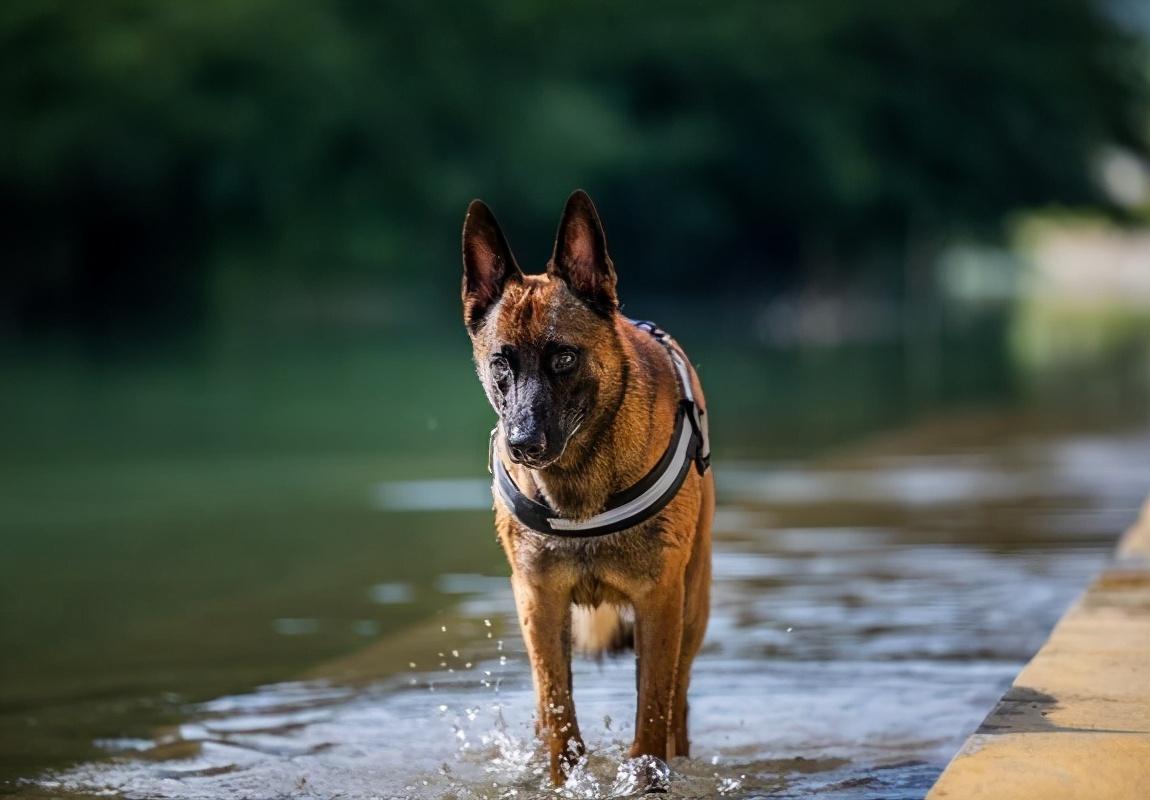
[0,0,1146,337]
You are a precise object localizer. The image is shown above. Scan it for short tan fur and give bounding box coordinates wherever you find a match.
[462,190,713,786]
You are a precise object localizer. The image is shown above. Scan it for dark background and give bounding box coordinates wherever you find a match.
[2,0,1147,342]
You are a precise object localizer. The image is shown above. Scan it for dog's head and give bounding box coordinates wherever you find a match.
[461,190,623,469]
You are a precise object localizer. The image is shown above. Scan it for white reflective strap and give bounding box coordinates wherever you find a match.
[668,350,695,404]
[546,418,694,531]
[492,464,513,509]
[668,347,708,460]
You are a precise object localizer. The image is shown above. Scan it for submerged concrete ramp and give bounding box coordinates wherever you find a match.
[927,500,1150,799]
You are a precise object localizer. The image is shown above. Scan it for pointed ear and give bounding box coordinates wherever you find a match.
[548,190,617,315]
[462,200,522,332]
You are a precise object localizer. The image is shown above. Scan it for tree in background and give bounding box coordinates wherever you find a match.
[0,0,1145,338]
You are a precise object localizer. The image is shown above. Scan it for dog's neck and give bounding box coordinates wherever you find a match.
[504,317,680,521]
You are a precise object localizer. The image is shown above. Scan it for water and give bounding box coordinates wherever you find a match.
[1,335,1148,798]
[8,417,1149,798]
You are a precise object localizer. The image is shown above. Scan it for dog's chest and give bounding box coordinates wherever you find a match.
[511,520,667,603]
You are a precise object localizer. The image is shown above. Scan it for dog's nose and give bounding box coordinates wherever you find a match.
[506,428,547,464]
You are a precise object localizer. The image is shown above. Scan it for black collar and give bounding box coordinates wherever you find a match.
[489,319,710,538]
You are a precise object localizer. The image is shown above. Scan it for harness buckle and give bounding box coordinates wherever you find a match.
[682,400,711,475]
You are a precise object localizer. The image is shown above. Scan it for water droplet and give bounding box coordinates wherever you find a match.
[717,775,744,795]
[611,755,671,795]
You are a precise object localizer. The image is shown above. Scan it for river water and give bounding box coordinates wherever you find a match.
[11,405,1148,799]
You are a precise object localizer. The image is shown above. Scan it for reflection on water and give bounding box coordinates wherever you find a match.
[21,420,1150,799]
[372,479,494,512]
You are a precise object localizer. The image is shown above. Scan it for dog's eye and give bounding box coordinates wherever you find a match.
[551,350,578,373]
[490,356,511,381]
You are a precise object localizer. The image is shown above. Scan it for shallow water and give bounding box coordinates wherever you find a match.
[15,415,1150,800]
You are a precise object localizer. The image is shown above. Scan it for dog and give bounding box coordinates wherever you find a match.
[461,190,713,787]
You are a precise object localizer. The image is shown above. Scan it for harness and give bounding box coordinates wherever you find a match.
[490,319,710,538]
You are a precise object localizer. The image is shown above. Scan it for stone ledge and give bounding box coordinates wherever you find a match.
[927,501,1150,799]
[928,732,1150,800]
[1118,496,1150,560]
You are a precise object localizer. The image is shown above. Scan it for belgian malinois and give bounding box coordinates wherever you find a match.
[461,190,713,787]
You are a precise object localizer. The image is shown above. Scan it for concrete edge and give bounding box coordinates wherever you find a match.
[926,497,1150,799]
[1117,495,1150,561]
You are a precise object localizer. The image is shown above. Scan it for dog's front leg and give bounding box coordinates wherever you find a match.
[631,583,685,761]
[510,574,583,786]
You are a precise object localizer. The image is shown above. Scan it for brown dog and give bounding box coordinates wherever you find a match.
[461,190,713,786]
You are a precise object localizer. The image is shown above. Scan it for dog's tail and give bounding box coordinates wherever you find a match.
[572,604,633,658]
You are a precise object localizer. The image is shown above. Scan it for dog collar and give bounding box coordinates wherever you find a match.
[489,319,710,538]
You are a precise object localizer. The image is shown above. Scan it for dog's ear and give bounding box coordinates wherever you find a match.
[548,190,617,315]
[462,200,522,332]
